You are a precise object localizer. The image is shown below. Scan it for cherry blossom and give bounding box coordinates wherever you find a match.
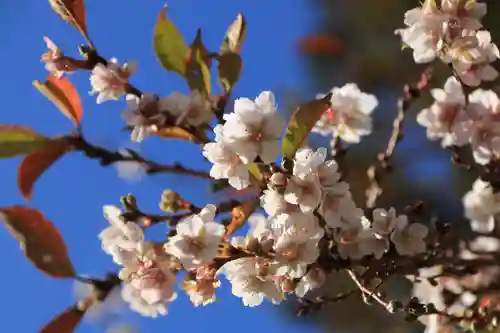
[416,76,470,147]
[333,215,371,260]
[41,37,71,78]
[284,173,322,213]
[122,93,167,142]
[295,266,327,298]
[222,91,284,164]
[183,267,219,307]
[390,219,429,256]
[99,205,145,266]
[162,90,213,127]
[164,205,225,270]
[90,58,135,104]
[463,178,500,233]
[203,125,250,190]
[217,258,284,307]
[260,189,299,217]
[313,83,378,143]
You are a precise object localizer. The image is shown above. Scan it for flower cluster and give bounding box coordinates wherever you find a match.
[417,76,500,164]
[203,91,284,189]
[313,83,379,143]
[396,0,498,87]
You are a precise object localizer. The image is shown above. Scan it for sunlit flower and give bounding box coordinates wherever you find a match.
[90,58,135,104]
[162,90,213,127]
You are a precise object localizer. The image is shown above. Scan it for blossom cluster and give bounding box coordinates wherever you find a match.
[396,0,498,87]
[417,76,500,165]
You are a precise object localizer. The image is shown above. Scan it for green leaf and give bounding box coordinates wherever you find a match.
[217,52,242,93]
[247,163,262,183]
[153,5,189,76]
[282,97,331,159]
[185,29,211,97]
[18,136,73,200]
[0,206,76,278]
[0,125,48,158]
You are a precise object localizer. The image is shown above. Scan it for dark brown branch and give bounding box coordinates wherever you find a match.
[70,134,211,179]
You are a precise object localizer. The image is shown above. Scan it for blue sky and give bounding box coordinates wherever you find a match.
[0,0,324,332]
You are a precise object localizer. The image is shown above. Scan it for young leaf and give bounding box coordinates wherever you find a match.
[40,305,85,333]
[0,125,48,158]
[18,136,73,200]
[48,0,91,46]
[221,13,246,54]
[154,5,189,76]
[153,126,196,141]
[185,29,212,97]
[0,206,76,278]
[282,98,331,159]
[225,198,259,238]
[33,76,83,127]
[217,52,242,93]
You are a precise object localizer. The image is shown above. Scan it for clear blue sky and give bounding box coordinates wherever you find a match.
[0,0,323,332]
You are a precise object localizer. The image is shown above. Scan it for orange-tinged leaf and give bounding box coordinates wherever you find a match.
[186,29,212,97]
[0,206,76,278]
[40,304,85,333]
[33,76,83,127]
[18,136,73,200]
[221,13,246,54]
[282,98,331,159]
[0,125,48,158]
[225,198,259,237]
[154,127,196,141]
[48,0,90,45]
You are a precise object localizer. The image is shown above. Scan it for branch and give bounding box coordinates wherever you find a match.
[366,68,433,208]
[70,134,212,179]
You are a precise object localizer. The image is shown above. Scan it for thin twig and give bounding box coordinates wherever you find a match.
[366,69,433,208]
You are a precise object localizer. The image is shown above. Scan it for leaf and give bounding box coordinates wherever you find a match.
[33,76,83,127]
[185,29,212,97]
[153,5,190,76]
[18,136,73,200]
[0,125,48,158]
[153,127,196,141]
[225,198,259,237]
[48,0,90,44]
[221,13,246,54]
[40,305,85,333]
[247,163,262,184]
[0,206,76,278]
[282,98,331,159]
[217,52,242,93]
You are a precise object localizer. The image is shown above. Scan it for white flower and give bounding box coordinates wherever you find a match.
[218,258,283,307]
[106,324,138,333]
[270,212,322,240]
[313,83,378,143]
[333,215,371,259]
[162,90,213,127]
[90,58,135,104]
[114,148,145,182]
[203,125,250,190]
[41,37,68,78]
[99,205,144,266]
[440,0,487,30]
[121,260,177,318]
[467,89,500,165]
[260,189,299,217]
[390,219,428,256]
[453,31,499,86]
[164,205,225,270]
[122,94,167,142]
[247,213,273,241]
[293,147,340,188]
[284,173,322,213]
[417,76,471,147]
[295,267,327,298]
[463,178,500,233]
[183,267,219,307]
[222,91,284,164]
[319,184,357,229]
[273,228,323,278]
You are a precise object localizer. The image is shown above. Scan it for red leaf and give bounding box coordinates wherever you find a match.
[48,0,90,45]
[0,206,75,278]
[225,198,259,238]
[40,305,85,333]
[18,136,73,200]
[33,76,83,127]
